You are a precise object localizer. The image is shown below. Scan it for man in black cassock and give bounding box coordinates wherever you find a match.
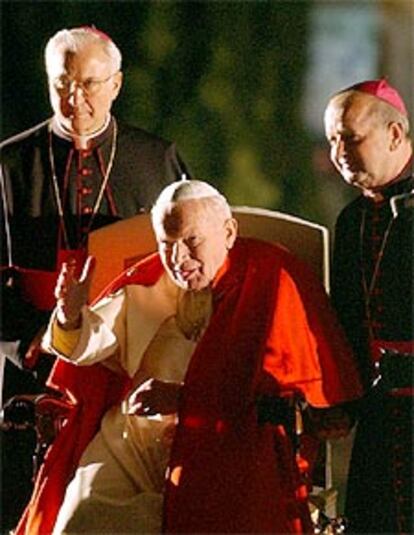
[324,79,413,534]
[0,26,190,531]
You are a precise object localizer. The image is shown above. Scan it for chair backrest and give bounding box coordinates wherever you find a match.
[88,206,329,301]
[88,206,332,492]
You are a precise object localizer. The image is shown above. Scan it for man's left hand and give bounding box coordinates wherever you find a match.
[126,378,183,416]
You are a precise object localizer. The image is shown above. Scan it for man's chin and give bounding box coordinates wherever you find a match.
[188,282,209,292]
[343,172,366,188]
[71,121,94,136]
[175,277,209,292]
[60,114,96,136]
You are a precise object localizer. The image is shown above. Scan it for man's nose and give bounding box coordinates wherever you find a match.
[171,242,189,264]
[67,83,87,105]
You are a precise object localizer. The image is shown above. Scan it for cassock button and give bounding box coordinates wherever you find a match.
[79,186,92,196]
[82,206,93,215]
[81,150,92,158]
[80,167,92,176]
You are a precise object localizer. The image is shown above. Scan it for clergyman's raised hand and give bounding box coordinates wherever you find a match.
[55,256,96,330]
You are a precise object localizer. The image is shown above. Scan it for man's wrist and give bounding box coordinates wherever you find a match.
[52,320,81,356]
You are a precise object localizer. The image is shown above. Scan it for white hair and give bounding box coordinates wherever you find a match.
[45,27,122,77]
[151,179,232,228]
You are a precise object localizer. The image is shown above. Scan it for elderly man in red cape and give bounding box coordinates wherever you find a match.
[16,180,362,534]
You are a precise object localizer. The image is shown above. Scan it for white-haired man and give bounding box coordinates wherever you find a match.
[17,180,362,534]
[0,26,190,529]
[1,25,190,368]
[324,79,413,533]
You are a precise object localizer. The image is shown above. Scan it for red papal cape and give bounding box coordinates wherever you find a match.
[16,238,362,534]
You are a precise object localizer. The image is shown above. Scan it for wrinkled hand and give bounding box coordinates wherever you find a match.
[54,256,96,330]
[127,378,183,416]
[306,406,353,440]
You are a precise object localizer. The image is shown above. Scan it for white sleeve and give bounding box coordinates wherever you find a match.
[42,289,127,367]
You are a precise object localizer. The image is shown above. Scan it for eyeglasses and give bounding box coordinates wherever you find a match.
[52,72,119,97]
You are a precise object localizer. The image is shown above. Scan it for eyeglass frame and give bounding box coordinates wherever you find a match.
[51,71,120,97]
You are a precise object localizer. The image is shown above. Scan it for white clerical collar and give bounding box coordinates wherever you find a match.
[51,114,111,149]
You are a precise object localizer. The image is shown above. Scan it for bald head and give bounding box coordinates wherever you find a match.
[325,90,410,138]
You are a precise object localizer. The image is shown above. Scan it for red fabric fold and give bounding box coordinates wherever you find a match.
[163,238,362,533]
[15,254,163,535]
[16,239,362,534]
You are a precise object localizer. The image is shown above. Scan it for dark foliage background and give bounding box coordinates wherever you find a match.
[1,0,332,224]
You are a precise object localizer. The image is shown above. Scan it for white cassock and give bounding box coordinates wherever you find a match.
[44,273,212,534]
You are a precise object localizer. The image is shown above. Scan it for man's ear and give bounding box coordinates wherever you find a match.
[388,121,404,151]
[225,217,238,250]
[111,71,123,100]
